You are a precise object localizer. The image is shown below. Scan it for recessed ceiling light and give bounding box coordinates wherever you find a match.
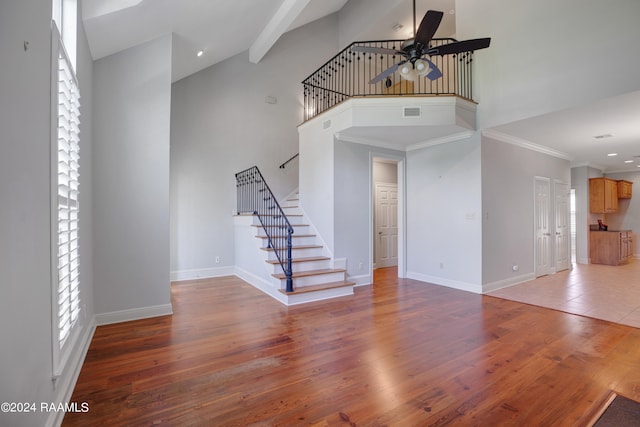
[607,153,618,157]
[624,160,634,163]
[197,50,204,57]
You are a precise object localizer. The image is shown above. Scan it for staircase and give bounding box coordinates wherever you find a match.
[256,194,354,303]
[233,166,354,305]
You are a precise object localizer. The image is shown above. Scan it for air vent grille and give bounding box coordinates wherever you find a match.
[403,106,421,118]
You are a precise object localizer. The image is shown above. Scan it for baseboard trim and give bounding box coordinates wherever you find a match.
[170,266,235,281]
[95,304,173,326]
[406,271,482,294]
[483,273,536,293]
[349,274,371,287]
[234,267,287,305]
[46,318,96,427]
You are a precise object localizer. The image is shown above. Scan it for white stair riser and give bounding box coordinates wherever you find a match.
[281,199,299,208]
[281,207,302,215]
[268,259,331,274]
[277,271,346,288]
[255,225,311,236]
[285,286,354,305]
[256,235,316,247]
[251,215,305,226]
[264,247,323,260]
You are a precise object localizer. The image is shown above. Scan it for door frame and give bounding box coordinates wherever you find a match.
[370,154,406,279]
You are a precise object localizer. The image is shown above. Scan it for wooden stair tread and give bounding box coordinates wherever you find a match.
[265,256,330,265]
[260,244,322,252]
[272,268,345,279]
[278,281,355,295]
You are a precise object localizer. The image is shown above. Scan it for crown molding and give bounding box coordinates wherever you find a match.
[482,128,572,160]
[406,130,475,151]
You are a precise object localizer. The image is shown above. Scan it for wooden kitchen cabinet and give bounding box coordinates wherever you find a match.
[590,230,633,265]
[589,177,618,213]
[617,180,633,199]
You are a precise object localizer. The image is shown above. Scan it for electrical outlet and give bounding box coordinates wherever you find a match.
[512,264,519,271]
[359,262,363,270]
[439,262,444,269]
[215,256,220,264]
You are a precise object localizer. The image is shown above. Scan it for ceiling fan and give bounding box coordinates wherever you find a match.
[352,3,491,84]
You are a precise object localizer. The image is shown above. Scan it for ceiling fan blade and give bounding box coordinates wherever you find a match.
[421,58,442,80]
[415,10,444,46]
[352,46,404,56]
[370,61,405,84]
[426,38,491,56]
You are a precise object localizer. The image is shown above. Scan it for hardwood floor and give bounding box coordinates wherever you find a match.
[64,268,640,426]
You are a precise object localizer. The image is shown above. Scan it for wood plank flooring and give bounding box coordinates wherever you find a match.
[64,268,640,426]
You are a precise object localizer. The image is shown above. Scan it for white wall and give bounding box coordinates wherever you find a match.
[170,14,340,278]
[482,136,571,289]
[337,0,404,48]
[334,141,404,280]
[92,35,173,320]
[0,2,95,426]
[604,171,640,257]
[406,136,483,293]
[456,0,640,129]
[373,160,398,185]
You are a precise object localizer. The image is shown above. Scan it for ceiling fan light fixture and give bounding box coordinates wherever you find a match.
[399,64,418,81]
[414,59,431,76]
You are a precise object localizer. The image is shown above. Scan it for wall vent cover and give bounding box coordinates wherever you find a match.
[403,106,421,118]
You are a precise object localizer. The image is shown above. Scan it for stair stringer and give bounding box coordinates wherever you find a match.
[233,214,288,304]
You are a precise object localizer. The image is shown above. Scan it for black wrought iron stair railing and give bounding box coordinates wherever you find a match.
[235,166,294,292]
[302,38,475,121]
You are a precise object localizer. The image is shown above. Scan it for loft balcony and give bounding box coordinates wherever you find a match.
[302,38,478,122]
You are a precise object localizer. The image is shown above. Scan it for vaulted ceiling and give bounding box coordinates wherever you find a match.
[81,0,350,82]
[80,0,640,173]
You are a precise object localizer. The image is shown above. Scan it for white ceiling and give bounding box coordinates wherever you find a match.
[490,90,640,173]
[81,0,349,82]
[80,0,640,174]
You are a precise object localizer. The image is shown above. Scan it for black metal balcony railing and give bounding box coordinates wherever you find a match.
[302,38,474,121]
[236,166,294,292]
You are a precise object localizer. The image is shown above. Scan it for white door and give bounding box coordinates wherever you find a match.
[555,181,570,272]
[535,177,551,277]
[375,183,398,268]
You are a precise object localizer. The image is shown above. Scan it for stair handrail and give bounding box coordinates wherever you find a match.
[279,153,299,169]
[235,166,294,292]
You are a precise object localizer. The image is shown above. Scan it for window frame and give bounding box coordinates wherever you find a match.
[50,22,82,378]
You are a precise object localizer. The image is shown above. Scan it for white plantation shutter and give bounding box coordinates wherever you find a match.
[52,24,81,375]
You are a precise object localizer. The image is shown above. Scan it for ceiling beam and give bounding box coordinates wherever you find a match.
[249,0,311,64]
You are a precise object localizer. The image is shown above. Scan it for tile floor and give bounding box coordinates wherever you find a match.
[489,258,640,328]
